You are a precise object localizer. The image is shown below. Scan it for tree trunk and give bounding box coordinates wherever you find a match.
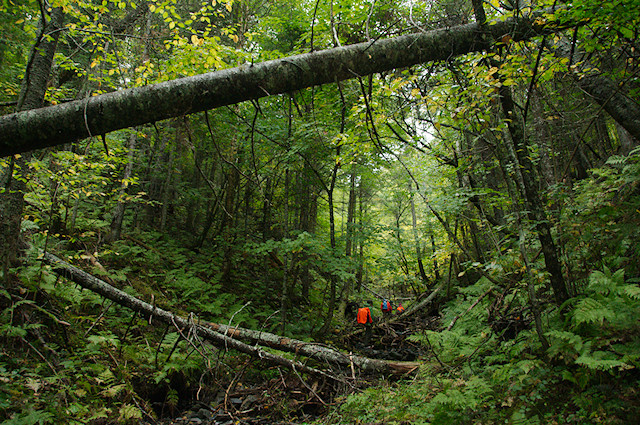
[281,167,290,334]
[319,152,340,335]
[410,187,428,283]
[544,37,640,143]
[106,132,137,242]
[338,169,358,319]
[159,141,175,232]
[498,83,570,305]
[0,8,571,156]
[1,7,63,275]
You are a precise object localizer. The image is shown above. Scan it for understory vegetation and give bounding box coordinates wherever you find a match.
[1,0,640,424]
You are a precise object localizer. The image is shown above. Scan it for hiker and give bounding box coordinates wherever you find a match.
[381,298,393,318]
[396,302,405,314]
[356,302,373,345]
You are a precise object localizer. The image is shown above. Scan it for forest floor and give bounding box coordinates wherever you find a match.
[152,315,435,425]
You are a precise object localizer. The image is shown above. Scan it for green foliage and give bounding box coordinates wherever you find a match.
[546,267,640,376]
[560,148,640,278]
[3,0,640,423]
[336,264,640,425]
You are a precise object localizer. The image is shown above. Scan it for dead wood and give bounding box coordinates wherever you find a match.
[389,282,444,325]
[1,7,572,156]
[41,250,334,379]
[40,250,418,376]
[205,322,406,374]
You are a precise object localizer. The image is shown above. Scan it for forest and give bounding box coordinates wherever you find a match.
[1,0,639,423]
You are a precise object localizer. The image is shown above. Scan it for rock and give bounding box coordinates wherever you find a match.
[195,408,213,420]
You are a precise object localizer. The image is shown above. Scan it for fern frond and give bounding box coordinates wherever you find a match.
[622,284,640,300]
[575,351,631,371]
[573,298,615,326]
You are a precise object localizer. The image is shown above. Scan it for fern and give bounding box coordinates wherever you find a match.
[573,298,615,326]
[1,409,53,425]
[622,284,640,300]
[545,329,585,361]
[117,404,142,423]
[575,351,631,371]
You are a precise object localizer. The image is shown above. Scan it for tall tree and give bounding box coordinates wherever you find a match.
[1,6,63,276]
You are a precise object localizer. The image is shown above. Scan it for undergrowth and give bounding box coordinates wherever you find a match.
[326,150,640,425]
[328,267,640,425]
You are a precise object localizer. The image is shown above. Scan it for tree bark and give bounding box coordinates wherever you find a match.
[410,187,428,283]
[544,37,640,143]
[0,9,568,156]
[498,83,569,304]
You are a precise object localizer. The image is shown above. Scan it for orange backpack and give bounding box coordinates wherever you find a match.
[357,307,371,324]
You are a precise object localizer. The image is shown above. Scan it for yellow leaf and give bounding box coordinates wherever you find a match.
[410,88,420,98]
[226,1,232,12]
[169,21,175,29]
[229,34,239,43]
[15,19,24,24]
[90,60,99,68]
[149,4,155,12]
[191,34,199,45]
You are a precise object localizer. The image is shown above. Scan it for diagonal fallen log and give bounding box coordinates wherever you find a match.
[41,251,332,378]
[1,7,570,156]
[390,282,444,324]
[203,322,415,374]
[41,250,417,375]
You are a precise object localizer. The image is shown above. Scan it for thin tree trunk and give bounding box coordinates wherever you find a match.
[338,169,358,319]
[159,142,175,232]
[281,167,290,334]
[473,1,568,305]
[410,187,428,283]
[107,132,137,242]
[498,85,569,304]
[319,150,340,335]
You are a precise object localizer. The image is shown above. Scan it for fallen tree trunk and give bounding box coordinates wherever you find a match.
[41,251,332,377]
[1,8,567,156]
[392,283,444,323]
[206,322,396,373]
[544,36,640,141]
[41,250,415,375]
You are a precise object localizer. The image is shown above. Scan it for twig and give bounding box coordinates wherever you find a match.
[291,364,327,406]
[445,288,493,331]
[84,300,114,337]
